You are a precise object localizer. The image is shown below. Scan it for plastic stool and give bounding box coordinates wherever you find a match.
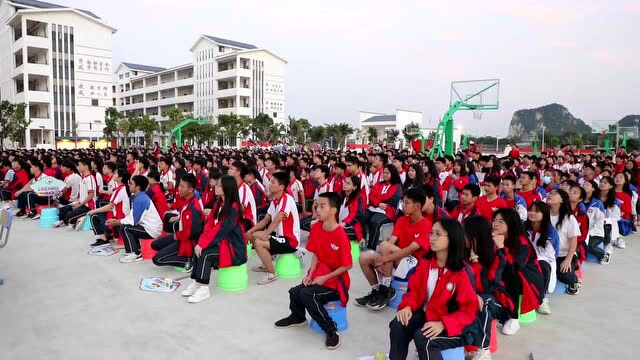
[275,253,302,279]
[350,241,360,264]
[140,239,158,260]
[247,243,253,257]
[554,281,566,295]
[441,346,464,360]
[388,279,408,309]
[217,263,249,292]
[518,295,536,323]
[310,300,348,333]
[576,267,583,280]
[39,207,59,228]
[35,205,50,214]
[116,234,124,246]
[80,216,93,231]
[465,320,498,354]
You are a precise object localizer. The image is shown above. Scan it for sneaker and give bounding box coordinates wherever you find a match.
[325,331,340,350]
[257,273,278,285]
[566,283,579,295]
[600,252,611,265]
[75,217,86,231]
[576,279,582,289]
[119,253,142,263]
[274,316,307,328]
[15,210,27,218]
[355,289,378,307]
[501,319,520,335]
[26,212,37,219]
[90,239,111,247]
[366,285,396,311]
[181,281,198,297]
[187,285,210,303]
[52,220,64,228]
[537,297,551,315]
[615,238,626,249]
[181,260,193,273]
[471,349,492,360]
[31,212,40,220]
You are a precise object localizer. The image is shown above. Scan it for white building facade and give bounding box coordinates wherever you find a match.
[359,109,423,147]
[114,35,287,146]
[0,0,116,148]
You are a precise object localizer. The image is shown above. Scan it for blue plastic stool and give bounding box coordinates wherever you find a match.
[441,346,464,360]
[388,279,408,309]
[40,207,59,228]
[553,281,566,295]
[80,216,93,231]
[310,300,348,333]
[586,241,604,263]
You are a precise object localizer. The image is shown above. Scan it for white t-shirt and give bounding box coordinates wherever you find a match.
[550,214,581,257]
[160,169,174,189]
[267,193,300,245]
[65,173,82,202]
[313,180,333,200]
[290,179,303,203]
[79,174,97,209]
[109,185,130,217]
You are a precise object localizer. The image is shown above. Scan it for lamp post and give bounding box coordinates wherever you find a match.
[541,126,546,152]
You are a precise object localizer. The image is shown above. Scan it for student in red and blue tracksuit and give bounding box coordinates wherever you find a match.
[338,175,365,242]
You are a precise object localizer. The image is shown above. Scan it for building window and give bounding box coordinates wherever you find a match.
[92,99,98,106]
[219,46,224,52]
[273,112,277,118]
[125,73,130,78]
[119,74,123,79]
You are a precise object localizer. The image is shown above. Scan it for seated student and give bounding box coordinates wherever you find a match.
[0,160,15,203]
[301,167,318,213]
[331,162,347,194]
[14,161,49,219]
[361,164,403,249]
[476,175,507,222]
[390,218,478,360]
[247,172,301,285]
[58,159,82,206]
[146,171,169,219]
[300,165,333,232]
[451,183,480,222]
[158,157,175,196]
[356,188,430,311]
[523,201,559,315]
[566,181,589,267]
[546,189,581,295]
[491,208,544,335]
[151,174,204,271]
[444,159,470,212]
[86,169,130,247]
[107,175,163,263]
[245,167,269,222]
[582,180,611,264]
[97,161,116,208]
[200,167,221,211]
[613,172,634,239]
[133,157,150,177]
[598,176,622,248]
[420,183,450,222]
[229,161,257,229]
[180,175,247,303]
[54,159,96,228]
[338,175,365,242]
[274,192,352,350]
[501,175,527,222]
[517,171,544,208]
[287,166,307,214]
[192,159,208,194]
[463,215,508,360]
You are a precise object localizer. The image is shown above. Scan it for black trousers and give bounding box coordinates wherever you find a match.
[121,224,152,254]
[163,212,179,233]
[556,256,578,286]
[362,210,392,249]
[0,189,11,201]
[17,192,48,212]
[288,284,340,334]
[151,235,189,267]
[191,244,220,285]
[389,310,463,360]
[59,204,90,224]
[344,225,358,242]
[539,260,552,296]
[300,214,313,232]
[90,213,120,239]
[588,224,611,259]
[257,206,269,223]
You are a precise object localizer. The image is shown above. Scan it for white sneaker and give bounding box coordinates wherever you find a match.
[501,319,520,335]
[75,216,86,231]
[537,297,551,315]
[52,220,64,228]
[119,253,142,263]
[615,238,626,249]
[605,243,614,254]
[187,285,210,303]
[600,252,611,265]
[257,273,278,285]
[181,281,198,297]
[472,349,492,360]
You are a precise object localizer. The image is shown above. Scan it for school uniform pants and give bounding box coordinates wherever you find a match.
[90,213,119,239]
[300,215,314,232]
[362,210,392,250]
[389,310,463,360]
[190,244,220,285]
[257,206,269,223]
[343,225,358,242]
[162,212,179,233]
[59,204,90,225]
[121,224,152,255]
[17,192,48,212]
[556,256,578,286]
[539,260,552,296]
[288,284,340,335]
[0,189,12,201]
[587,224,612,259]
[151,235,190,267]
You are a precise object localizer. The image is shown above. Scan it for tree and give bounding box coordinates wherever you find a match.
[138,115,160,146]
[402,122,421,144]
[103,107,121,139]
[217,114,250,147]
[289,116,312,145]
[550,136,560,148]
[326,122,354,149]
[183,122,219,147]
[117,118,132,146]
[308,126,327,143]
[164,107,185,133]
[0,101,30,149]
[252,113,275,142]
[367,127,379,144]
[385,129,400,144]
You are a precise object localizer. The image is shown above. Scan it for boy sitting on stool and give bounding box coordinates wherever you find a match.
[274,192,352,350]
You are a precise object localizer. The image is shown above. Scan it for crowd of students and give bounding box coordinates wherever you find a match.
[0,144,636,359]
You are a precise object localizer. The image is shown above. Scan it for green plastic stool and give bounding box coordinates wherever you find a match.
[275,253,302,279]
[247,243,253,258]
[217,263,249,292]
[350,241,360,264]
[518,295,536,323]
[80,216,93,231]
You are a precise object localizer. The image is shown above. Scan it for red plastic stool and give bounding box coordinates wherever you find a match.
[140,239,158,260]
[576,267,583,280]
[116,233,124,246]
[464,320,498,354]
[35,205,51,214]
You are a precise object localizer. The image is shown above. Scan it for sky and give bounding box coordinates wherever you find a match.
[57,0,639,136]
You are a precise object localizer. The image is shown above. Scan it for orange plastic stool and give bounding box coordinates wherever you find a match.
[140,239,158,260]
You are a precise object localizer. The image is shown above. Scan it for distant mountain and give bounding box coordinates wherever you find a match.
[617,115,640,128]
[507,103,592,140]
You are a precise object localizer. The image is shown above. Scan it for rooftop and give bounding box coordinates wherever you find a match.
[362,114,396,123]
[121,62,167,73]
[204,35,258,50]
[9,0,101,19]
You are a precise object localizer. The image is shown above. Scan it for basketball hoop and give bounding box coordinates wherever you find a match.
[473,112,483,121]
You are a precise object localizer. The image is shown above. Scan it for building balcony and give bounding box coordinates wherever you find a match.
[26,90,51,103]
[13,36,24,52]
[217,107,251,117]
[24,34,50,50]
[23,63,51,77]
[215,67,251,80]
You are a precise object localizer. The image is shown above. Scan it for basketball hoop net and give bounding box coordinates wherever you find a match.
[473,112,483,121]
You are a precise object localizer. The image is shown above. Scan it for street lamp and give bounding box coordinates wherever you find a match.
[541,126,546,152]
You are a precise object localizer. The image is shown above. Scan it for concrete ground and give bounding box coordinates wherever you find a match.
[0,217,637,360]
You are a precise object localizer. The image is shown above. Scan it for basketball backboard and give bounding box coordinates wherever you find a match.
[450,79,500,110]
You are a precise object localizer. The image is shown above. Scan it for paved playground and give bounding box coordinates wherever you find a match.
[0,218,636,360]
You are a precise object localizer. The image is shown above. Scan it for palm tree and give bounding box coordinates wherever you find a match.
[367,127,379,144]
